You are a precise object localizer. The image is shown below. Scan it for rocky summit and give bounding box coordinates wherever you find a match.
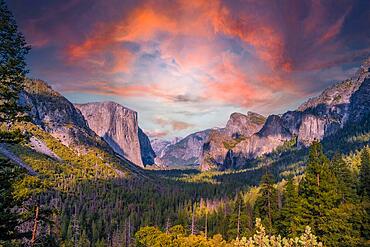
[75,102,155,167]
[200,111,266,170]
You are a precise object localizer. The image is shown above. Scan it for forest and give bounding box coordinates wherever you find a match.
[1,0,370,246]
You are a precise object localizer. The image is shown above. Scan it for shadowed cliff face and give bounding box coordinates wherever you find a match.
[138,127,156,165]
[200,57,370,171]
[154,129,211,166]
[19,79,110,154]
[75,102,154,167]
[200,112,266,170]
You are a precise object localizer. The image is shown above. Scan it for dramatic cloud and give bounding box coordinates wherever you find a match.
[7,0,370,138]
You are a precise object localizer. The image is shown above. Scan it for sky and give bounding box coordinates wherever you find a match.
[7,0,370,139]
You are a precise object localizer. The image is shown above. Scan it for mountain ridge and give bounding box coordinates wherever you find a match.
[199,57,370,170]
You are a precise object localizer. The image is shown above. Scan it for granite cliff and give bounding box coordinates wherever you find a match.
[75,102,155,167]
[200,112,266,170]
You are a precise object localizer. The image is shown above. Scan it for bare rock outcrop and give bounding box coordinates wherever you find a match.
[75,102,154,167]
[200,112,266,170]
[19,79,109,154]
[155,130,211,166]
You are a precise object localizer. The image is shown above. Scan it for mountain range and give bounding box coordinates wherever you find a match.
[15,57,370,171]
[153,57,370,170]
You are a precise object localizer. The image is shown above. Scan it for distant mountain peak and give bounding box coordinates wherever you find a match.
[77,101,137,115]
[226,111,266,137]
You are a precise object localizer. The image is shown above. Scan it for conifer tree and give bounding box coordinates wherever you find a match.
[330,153,356,203]
[0,0,30,124]
[228,193,246,239]
[359,148,370,198]
[276,177,302,237]
[0,157,26,245]
[299,141,341,242]
[254,172,277,233]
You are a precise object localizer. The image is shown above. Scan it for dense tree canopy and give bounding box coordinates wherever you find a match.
[0,0,29,123]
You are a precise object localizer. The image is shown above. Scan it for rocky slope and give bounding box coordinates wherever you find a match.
[155,129,211,166]
[150,137,181,158]
[200,57,370,170]
[19,79,110,154]
[151,139,171,156]
[200,112,266,170]
[75,102,155,167]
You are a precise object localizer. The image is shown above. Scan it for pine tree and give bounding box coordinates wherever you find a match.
[0,0,30,124]
[0,157,26,245]
[330,153,356,203]
[254,172,277,234]
[359,148,370,198]
[227,193,246,239]
[277,177,302,237]
[299,141,341,243]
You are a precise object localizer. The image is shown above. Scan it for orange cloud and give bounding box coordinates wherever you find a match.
[66,0,292,78]
[66,0,221,72]
[201,56,270,107]
[210,6,288,71]
[57,0,362,112]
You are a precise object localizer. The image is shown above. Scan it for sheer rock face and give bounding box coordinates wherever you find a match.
[348,58,370,123]
[200,129,230,170]
[349,77,370,123]
[75,102,154,167]
[19,79,109,154]
[200,112,266,170]
[200,57,370,171]
[155,129,211,166]
[138,128,156,165]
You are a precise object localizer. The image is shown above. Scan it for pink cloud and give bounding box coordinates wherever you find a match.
[20,0,367,113]
[154,116,195,131]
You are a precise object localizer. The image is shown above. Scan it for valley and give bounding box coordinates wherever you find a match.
[1,1,370,246]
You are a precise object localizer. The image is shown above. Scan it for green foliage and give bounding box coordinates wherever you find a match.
[135,218,323,247]
[135,225,229,247]
[0,0,30,123]
[298,142,340,229]
[223,136,246,150]
[274,135,298,154]
[276,177,302,237]
[233,218,322,247]
[253,172,278,233]
[0,156,24,244]
[0,128,24,143]
[359,147,370,198]
[330,153,357,202]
